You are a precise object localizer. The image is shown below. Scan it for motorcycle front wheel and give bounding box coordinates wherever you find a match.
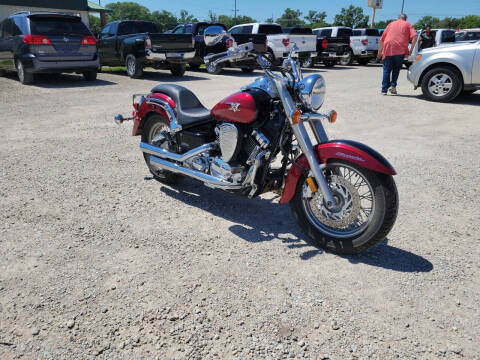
[290,160,398,254]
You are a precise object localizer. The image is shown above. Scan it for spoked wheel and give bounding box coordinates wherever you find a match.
[141,115,181,184]
[290,160,398,254]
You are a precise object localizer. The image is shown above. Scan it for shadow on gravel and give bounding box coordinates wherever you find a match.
[2,72,117,88]
[395,92,480,106]
[344,238,433,273]
[104,70,210,82]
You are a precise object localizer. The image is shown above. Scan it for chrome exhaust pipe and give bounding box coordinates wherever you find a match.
[149,156,242,190]
[140,142,215,162]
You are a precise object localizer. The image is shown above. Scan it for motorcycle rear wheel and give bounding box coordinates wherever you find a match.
[141,114,182,184]
[290,160,398,254]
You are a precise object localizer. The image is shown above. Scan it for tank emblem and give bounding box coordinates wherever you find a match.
[226,102,240,112]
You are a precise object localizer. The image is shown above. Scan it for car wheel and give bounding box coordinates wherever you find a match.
[189,63,201,71]
[421,66,462,102]
[357,58,370,66]
[323,59,335,68]
[170,63,186,77]
[264,50,275,67]
[301,57,313,68]
[16,60,34,85]
[125,54,143,78]
[83,71,97,81]
[241,67,254,73]
[339,48,353,66]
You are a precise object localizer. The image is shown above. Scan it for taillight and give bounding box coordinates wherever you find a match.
[282,38,290,47]
[81,36,96,45]
[145,36,152,49]
[361,39,368,46]
[226,38,234,48]
[322,39,328,48]
[23,34,51,45]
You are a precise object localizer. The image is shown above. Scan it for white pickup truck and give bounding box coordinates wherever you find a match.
[350,28,380,65]
[229,23,317,65]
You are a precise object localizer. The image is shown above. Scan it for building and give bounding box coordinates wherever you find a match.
[0,0,110,27]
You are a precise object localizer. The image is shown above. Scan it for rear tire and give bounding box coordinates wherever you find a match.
[141,114,181,184]
[125,54,143,78]
[83,71,97,81]
[357,58,370,66]
[290,160,398,255]
[170,63,186,77]
[421,66,462,102]
[339,48,353,66]
[16,60,34,85]
[323,59,335,68]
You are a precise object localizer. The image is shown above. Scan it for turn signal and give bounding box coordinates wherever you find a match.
[292,109,302,125]
[416,54,422,62]
[327,110,337,123]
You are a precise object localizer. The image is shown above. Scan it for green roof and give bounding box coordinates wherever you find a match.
[87,1,111,12]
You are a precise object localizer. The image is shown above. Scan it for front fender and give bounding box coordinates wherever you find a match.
[279,140,396,204]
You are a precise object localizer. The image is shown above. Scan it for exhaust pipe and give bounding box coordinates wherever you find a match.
[149,156,242,189]
[140,142,215,162]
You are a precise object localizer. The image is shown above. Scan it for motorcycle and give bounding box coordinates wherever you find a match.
[115,26,399,254]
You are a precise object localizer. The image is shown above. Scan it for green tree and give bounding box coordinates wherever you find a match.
[304,10,327,25]
[178,10,198,23]
[106,2,151,22]
[457,15,480,28]
[88,14,102,35]
[150,10,178,32]
[438,17,460,29]
[333,5,369,28]
[276,8,304,27]
[265,17,274,23]
[207,10,218,22]
[374,19,394,29]
[414,16,440,29]
[218,15,256,29]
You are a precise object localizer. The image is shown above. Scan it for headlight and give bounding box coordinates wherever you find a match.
[297,74,326,111]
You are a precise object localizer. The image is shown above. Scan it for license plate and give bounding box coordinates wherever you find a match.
[167,52,184,58]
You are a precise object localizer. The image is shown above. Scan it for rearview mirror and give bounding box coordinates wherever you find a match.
[204,25,226,46]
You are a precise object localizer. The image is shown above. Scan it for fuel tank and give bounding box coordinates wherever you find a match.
[210,89,271,125]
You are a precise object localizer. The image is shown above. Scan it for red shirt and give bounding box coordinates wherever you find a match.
[380,19,417,59]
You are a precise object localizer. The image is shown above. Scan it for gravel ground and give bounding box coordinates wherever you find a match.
[0,64,479,360]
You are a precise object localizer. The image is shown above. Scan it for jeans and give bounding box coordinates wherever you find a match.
[382,54,404,93]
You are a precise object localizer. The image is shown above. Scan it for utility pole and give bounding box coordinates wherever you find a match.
[371,7,376,27]
[234,0,238,24]
[401,0,405,13]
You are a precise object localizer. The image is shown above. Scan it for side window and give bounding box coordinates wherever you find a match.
[12,17,28,35]
[241,25,253,34]
[100,24,111,38]
[320,29,332,37]
[184,25,192,34]
[2,19,12,38]
[229,26,242,34]
[441,30,455,43]
[173,26,184,34]
[312,29,319,36]
[118,22,135,35]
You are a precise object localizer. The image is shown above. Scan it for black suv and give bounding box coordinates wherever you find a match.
[0,12,99,84]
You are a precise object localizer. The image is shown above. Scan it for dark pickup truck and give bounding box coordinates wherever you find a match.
[170,22,267,74]
[312,28,350,67]
[97,20,195,78]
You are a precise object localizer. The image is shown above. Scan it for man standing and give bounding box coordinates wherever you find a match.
[419,25,435,49]
[377,14,417,95]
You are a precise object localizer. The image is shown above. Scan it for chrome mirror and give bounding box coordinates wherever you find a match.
[204,26,226,46]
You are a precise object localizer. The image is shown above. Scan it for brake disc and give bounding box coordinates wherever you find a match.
[309,175,361,229]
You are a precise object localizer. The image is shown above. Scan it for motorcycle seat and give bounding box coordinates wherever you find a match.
[151,84,211,127]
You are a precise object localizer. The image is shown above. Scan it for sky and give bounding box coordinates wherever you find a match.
[101,0,480,24]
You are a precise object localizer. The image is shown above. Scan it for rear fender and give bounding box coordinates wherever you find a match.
[132,93,176,136]
[279,140,396,204]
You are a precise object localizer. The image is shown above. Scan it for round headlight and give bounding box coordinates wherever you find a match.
[298,74,326,111]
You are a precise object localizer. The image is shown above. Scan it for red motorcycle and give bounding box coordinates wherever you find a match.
[115,26,398,254]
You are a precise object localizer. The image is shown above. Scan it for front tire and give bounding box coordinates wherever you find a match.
[421,66,462,102]
[290,160,398,254]
[125,54,143,78]
[83,70,97,81]
[141,115,181,184]
[170,63,186,77]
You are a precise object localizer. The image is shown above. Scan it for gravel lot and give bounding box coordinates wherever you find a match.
[0,64,479,360]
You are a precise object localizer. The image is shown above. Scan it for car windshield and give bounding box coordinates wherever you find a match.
[258,25,282,35]
[29,16,90,36]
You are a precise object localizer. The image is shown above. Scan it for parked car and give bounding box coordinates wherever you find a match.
[407,40,480,102]
[312,27,351,67]
[312,26,353,65]
[455,28,480,42]
[97,20,195,78]
[228,23,316,66]
[170,22,267,74]
[350,28,380,65]
[404,28,456,68]
[0,11,99,84]
[280,27,317,67]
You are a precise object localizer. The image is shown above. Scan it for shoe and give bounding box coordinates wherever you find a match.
[381,92,387,95]
[389,86,397,95]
